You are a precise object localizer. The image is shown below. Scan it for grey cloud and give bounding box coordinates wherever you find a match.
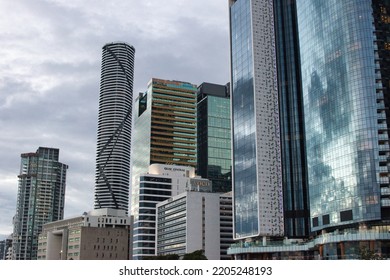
[0,188,18,235]
[0,0,230,236]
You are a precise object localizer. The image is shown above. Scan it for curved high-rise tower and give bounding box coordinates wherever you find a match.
[94,42,135,212]
[297,0,390,232]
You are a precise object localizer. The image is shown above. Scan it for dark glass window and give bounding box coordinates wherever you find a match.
[322,214,330,225]
[340,210,353,222]
[312,217,319,227]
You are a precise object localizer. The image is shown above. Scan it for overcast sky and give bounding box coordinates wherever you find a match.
[0,0,230,237]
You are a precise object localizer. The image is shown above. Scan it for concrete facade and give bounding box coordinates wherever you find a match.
[131,164,211,259]
[37,208,132,260]
[156,191,233,260]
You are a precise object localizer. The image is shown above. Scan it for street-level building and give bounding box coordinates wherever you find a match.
[37,208,131,260]
[156,190,233,260]
[131,164,210,260]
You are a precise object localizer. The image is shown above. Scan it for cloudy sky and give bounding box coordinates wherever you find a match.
[0,0,230,237]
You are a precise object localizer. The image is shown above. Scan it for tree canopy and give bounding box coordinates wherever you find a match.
[143,250,208,260]
[358,247,383,260]
[182,250,208,260]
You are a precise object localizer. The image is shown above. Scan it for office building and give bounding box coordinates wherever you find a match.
[131,78,198,258]
[94,42,135,212]
[37,209,131,260]
[131,78,197,182]
[197,82,232,193]
[131,164,210,260]
[229,0,284,242]
[156,191,233,260]
[274,0,310,238]
[296,0,390,257]
[228,0,390,259]
[12,147,68,260]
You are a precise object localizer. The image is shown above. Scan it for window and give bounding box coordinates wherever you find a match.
[340,210,353,222]
[312,217,319,227]
[322,214,330,225]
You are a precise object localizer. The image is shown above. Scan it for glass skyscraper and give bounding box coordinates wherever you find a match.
[297,0,390,232]
[131,78,197,181]
[228,0,390,259]
[229,0,284,240]
[197,82,232,193]
[12,147,67,260]
[274,0,310,238]
[94,42,135,212]
[131,79,197,259]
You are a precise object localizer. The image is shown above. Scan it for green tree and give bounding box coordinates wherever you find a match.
[182,250,208,260]
[144,254,180,260]
[358,247,383,260]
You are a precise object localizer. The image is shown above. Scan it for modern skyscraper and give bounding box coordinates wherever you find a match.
[296,0,390,233]
[12,147,67,260]
[130,78,198,259]
[132,78,197,173]
[131,78,197,206]
[274,0,310,238]
[229,0,284,241]
[197,82,232,193]
[228,0,390,259]
[94,42,135,212]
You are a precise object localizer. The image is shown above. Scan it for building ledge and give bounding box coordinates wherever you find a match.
[228,231,390,255]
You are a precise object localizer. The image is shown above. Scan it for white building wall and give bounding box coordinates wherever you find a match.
[158,192,223,260]
[251,0,283,237]
[148,164,197,196]
[202,193,221,260]
[46,231,64,260]
[185,193,204,254]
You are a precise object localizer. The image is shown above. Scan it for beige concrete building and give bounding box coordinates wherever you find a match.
[37,208,132,260]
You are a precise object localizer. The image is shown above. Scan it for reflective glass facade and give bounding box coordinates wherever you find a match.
[131,79,197,259]
[296,0,388,231]
[230,0,284,239]
[131,79,197,179]
[274,0,310,238]
[12,147,67,260]
[197,82,232,193]
[131,78,197,218]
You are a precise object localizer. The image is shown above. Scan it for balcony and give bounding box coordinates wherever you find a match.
[379,177,389,184]
[378,123,388,131]
[377,102,386,110]
[379,144,390,151]
[381,198,390,207]
[381,188,390,196]
[378,166,389,174]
